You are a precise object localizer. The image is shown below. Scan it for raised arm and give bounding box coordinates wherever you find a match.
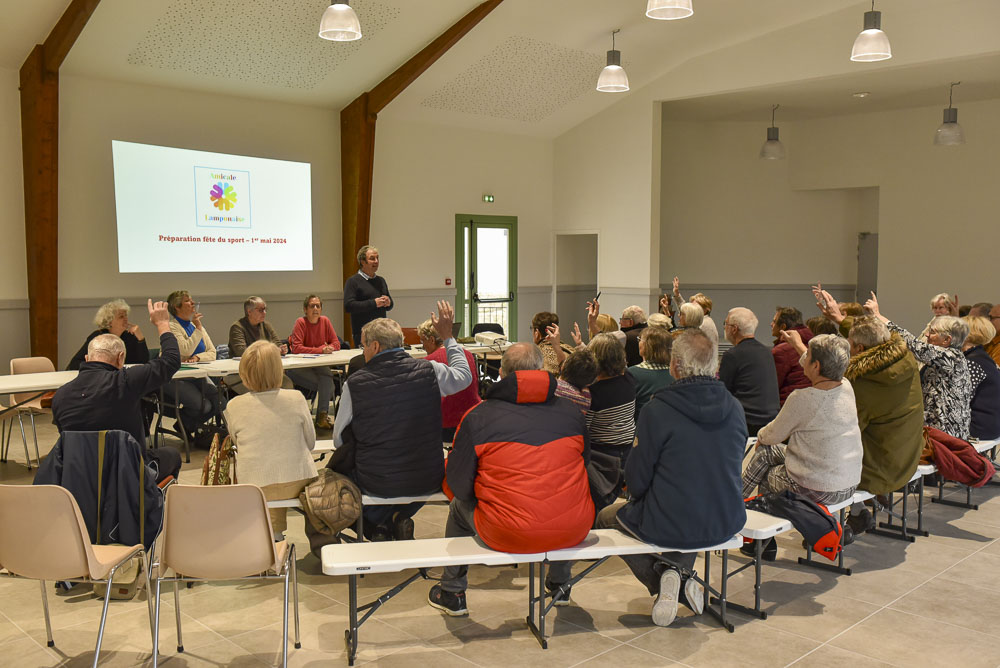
[427,301,473,395]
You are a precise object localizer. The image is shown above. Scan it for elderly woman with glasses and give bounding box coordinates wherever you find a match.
[862,293,972,440]
[67,299,150,370]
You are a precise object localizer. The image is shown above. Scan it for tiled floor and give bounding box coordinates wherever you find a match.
[3,416,1000,667]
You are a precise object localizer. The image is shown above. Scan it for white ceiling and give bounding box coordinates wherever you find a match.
[3,0,999,138]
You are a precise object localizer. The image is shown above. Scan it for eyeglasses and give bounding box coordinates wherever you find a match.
[253,306,267,312]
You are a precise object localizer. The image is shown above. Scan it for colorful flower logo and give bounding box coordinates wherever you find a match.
[210,182,237,211]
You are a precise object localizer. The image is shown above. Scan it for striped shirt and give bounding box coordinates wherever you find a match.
[555,379,592,413]
[586,374,637,448]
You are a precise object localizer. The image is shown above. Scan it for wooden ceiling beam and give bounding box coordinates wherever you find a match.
[340,0,503,343]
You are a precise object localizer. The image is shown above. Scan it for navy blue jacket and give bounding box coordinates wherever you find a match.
[965,346,1000,440]
[617,376,747,549]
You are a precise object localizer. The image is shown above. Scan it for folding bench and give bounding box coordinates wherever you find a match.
[931,437,1000,510]
[727,510,793,620]
[798,490,874,576]
[267,492,450,541]
[322,537,546,665]
[534,530,744,642]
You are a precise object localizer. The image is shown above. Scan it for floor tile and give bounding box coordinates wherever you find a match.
[889,576,1000,638]
[787,643,898,668]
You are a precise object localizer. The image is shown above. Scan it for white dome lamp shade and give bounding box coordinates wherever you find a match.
[319,1,362,42]
[646,0,693,21]
[851,1,891,62]
[759,104,786,160]
[596,29,629,93]
[934,82,966,146]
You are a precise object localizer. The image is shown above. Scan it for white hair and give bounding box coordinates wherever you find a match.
[671,329,718,379]
[727,308,757,337]
[647,313,671,329]
[927,315,969,349]
[809,334,850,381]
[621,305,647,324]
[94,299,129,329]
[679,302,704,328]
[88,333,125,362]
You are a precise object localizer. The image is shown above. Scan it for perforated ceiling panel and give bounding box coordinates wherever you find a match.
[127,0,400,89]
[421,36,606,123]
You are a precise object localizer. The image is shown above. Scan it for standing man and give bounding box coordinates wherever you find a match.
[344,245,393,346]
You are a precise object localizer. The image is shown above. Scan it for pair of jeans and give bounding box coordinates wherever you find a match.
[163,378,220,433]
[438,498,571,593]
[286,367,335,415]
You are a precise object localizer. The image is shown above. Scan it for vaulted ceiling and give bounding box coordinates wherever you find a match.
[3,0,999,138]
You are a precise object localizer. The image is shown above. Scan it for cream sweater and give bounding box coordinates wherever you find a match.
[757,380,863,493]
[223,389,317,487]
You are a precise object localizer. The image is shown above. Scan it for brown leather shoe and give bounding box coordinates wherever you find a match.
[315,412,333,430]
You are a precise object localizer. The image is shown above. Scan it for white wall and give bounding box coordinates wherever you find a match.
[0,66,30,367]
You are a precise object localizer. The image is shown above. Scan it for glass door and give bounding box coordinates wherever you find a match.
[455,215,517,339]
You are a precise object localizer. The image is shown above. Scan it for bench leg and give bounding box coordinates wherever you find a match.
[797,508,852,576]
[345,575,358,666]
[700,550,735,633]
[873,487,922,542]
[718,538,768,620]
[932,478,979,510]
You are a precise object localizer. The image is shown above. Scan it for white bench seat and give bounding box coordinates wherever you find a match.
[741,510,792,541]
[267,491,449,510]
[322,537,545,576]
[545,529,741,561]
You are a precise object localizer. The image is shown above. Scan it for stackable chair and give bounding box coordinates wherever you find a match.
[0,484,152,668]
[151,484,300,667]
[9,356,56,468]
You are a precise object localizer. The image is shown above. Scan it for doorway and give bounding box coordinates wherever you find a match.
[455,215,517,339]
[554,232,598,330]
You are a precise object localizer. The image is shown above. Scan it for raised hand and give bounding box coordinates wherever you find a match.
[431,300,456,341]
[571,322,584,347]
[779,328,806,355]
[947,294,960,316]
[545,323,561,346]
[672,276,682,299]
[586,299,600,336]
[864,291,888,322]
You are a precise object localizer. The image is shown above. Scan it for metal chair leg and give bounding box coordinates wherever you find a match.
[39,580,54,647]
[283,561,290,667]
[291,545,301,649]
[29,412,41,467]
[17,412,32,469]
[152,578,162,667]
[93,570,117,668]
[174,580,184,652]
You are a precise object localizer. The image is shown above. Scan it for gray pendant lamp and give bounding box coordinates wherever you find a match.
[646,0,693,20]
[934,82,966,146]
[319,1,362,41]
[596,30,629,93]
[759,105,786,160]
[850,1,891,62]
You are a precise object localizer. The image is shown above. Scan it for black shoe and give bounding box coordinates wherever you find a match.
[545,581,572,607]
[846,509,875,535]
[428,585,468,616]
[191,428,214,449]
[363,523,392,542]
[842,523,856,547]
[391,513,414,541]
[739,538,777,561]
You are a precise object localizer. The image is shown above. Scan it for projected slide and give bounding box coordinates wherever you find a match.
[112,140,313,273]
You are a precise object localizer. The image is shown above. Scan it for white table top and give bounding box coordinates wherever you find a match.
[0,365,208,395]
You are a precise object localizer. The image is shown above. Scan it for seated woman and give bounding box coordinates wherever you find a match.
[962,316,1000,440]
[586,334,637,472]
[417,318,480,442]
[223,340,317,541]
[865,294,972,439]
[556,348,598,412]
[163,290,222,445]
[626,326,673,421]
[674,302,704,335]
[67,299,149,370]
[742,332,863,506]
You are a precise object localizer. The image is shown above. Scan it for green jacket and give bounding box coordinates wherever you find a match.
[841,318,925,494]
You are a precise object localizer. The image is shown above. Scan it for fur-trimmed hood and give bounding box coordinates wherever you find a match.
[845,332,913,382]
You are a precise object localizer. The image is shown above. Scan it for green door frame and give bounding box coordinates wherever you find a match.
[455,214,518,340]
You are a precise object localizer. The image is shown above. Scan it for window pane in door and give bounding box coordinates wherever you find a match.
[476,227,509,299]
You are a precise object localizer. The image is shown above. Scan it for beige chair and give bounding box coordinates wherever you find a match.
[152,484,300,667]
[10,356,56,468]
[0,485,152,668]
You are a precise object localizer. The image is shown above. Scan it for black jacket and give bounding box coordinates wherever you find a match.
[67,329,149,371]
[343,273,393,343]
[34,430,163,549]
[347,349,442,496]
[965,346,1000,440]
[719,337,780,428]
[53,331,180,448]
[617,376,747,549]
[622,323,647,367]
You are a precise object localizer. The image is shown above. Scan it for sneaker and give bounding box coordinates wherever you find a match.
[545,581,572,607]
[683,576,704,615]
[391,513,415,541]
[428,585,468,616]
[651,569,680,627]
[846,508,875,535]
[739,537,777,561]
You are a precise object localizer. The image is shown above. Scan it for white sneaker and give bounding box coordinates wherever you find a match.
[684,576,705,615]
[652,569,680,627]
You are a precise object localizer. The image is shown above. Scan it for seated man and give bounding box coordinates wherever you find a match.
[289,294,341,430]
[52,300,182,483]
[416,317,480,442]
[333,302,471,541]
[718,307,779,436]
[771,306,814,405]
[596,329,746,627]
[620,305,648,367]
[428,343,594,616]
[228,296,288,357]
[164,290,221,445]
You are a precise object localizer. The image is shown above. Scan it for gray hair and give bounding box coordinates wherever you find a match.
[930,292,951,308]
[647,313,671,329]
[166,290,189,317]
[361,318,403,350]
[847,316,890,350]
[501,342,544,377]
[679,302,704,328]
[416,318,441,344]
[621,305,647,324]
[87,333,125,362]
[927,315,969,349]
[727,307,757,337]
[672,329,718,378]
[94,299,129,329]
[809,334,850,381]
[357,245,378,268]
[243,296,264,317]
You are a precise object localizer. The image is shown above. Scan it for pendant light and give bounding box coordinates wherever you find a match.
[850,1,891,62]
[759,105,786,160]
[934,82,966,146]
[646,0,693,20]
[596,30,629,93]
[319,1,362,42]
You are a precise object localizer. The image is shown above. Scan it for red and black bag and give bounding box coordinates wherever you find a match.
[746,490,843,561]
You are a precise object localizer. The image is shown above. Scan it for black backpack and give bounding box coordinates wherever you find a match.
[746,490,843,561]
